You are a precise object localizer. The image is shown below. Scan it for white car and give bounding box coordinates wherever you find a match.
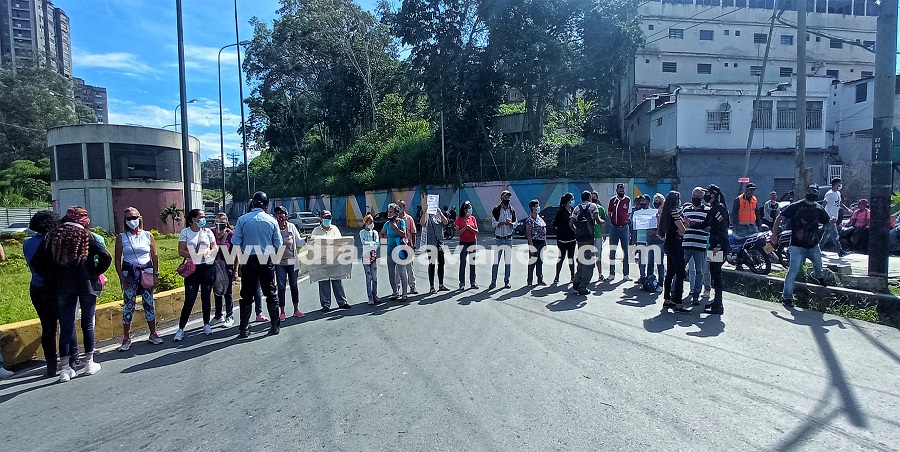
[288,211,320,233]
[1,222,32,235]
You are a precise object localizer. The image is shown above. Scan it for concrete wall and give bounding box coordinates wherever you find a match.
[112,187,184,233]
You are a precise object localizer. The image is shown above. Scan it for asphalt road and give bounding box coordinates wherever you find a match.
[2,238,899,451]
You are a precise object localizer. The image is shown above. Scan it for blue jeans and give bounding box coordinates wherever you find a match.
[58,292,97,359]
[491,237,513,285]
[276,265,299,308]
[363,262,378,300]
[782,245,824,301]
[458,242,477,286]
[608,225,630,276]
[684,248,706,296]
[637,244,665,283]
[734,224,758,238]
[820,223,842,253]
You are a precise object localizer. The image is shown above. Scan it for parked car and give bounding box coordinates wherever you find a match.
[1,222,32,236]
[513,206,559,238]
[288,211,321,233]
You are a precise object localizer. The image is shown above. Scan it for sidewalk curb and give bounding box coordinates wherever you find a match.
[722,269,900,328]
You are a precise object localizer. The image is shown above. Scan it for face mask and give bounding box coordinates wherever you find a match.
[691,197,702,207]
[216,222,226,231]
[535,206,541,213]
[126,219,140,229]
[322,219,332,228]
[196,218,207,228]
[653,201,662,208]
[569,200,574,207]
[502,199,510,206]
[591,199,598,204]
[365,223,373,230]
[703,194,712,203]
[805,193,818,202]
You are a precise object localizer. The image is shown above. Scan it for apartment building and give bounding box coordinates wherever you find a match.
[0,0,71,76]
[74,77,108,123]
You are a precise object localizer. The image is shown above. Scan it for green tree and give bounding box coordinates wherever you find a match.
[159,203,184,234]
[0,66,97,168]
[0,158,51,202]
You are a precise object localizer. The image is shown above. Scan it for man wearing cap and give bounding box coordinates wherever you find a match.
[820,178,847,257]
[760,191,781,229]
[607,183,632,281]
[490,190,516,289]
[310,210,352,312]
[770,183,831,307]
[232,191,283,337]
[732,183,758,237]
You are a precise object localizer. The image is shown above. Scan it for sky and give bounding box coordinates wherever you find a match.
[53,0,382,164]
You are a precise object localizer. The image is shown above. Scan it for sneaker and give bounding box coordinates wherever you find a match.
[57,365,76,382]
[408,289,419,295]
[459,284,465,291]
[781,298,794,307]
[118,339,132,351]
[598,275,606,282]
[279,313,286,321]
[203,324,213,336]
[470,284,479,290]
[576,288,589,295]
[173,329,185,341]
[210,316,223,326]
[293,310,304,318]
[339,303,352,310]
[0,367,13,379]
[83,360,101,376]
[148,333,163,345]
[256,314,270,323]
[488,283,497,290]
[236,330,250,339]
[367,298,375,305]
[267,326,280,336]
[504,283,511,289]
[701,290,711,298]
[223,316,235,328]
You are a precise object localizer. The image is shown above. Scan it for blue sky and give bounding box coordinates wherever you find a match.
[53,0,382,164]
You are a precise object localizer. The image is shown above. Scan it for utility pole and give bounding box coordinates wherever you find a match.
[441,111,446,180]
[867,0,897,289]
[742,7,778,194]
[175,0,194,211]
[235,0,250,198]
[793,0,808,196]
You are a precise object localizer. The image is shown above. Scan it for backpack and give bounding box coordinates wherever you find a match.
[213,259,229,296]
[574,205,595,242]
[641,275,658,292]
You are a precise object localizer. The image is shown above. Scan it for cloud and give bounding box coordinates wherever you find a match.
[72,47,158,74]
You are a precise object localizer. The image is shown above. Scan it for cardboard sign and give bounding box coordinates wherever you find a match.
[632,209,658,230]
[427,194,439,214]
[306,236,355,282]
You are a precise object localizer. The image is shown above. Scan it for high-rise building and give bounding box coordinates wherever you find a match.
[73,77,108,123]
[618,1,878,137]
[0,0,70,76]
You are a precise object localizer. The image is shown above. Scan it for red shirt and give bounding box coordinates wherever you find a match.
[455,215,478,243]
[608,196,631,227]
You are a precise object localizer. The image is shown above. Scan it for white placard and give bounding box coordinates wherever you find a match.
[306,236,355,282]
[632,209,658,230]
[427,194,439,214]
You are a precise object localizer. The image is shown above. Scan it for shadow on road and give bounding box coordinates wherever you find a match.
[771,307,868,451]
[0,376,56,404]
[119,328,270,374]
[616,286,658,308]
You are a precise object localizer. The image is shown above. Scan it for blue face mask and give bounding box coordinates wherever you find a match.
[322,219,332,228]
[196,218,207,228]
[569,200,574,207]
[536,206,541,213]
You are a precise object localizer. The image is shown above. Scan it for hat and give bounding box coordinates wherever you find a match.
[63,206,90,226]
[274,205,288,215]
[321,209,332,218]
[806,183,820,193]
[641,194,651,200]
[500,190,511,197]
[858,199,868,208]
[616,183,625,188]
[746,183,757,190]
[706,184,721,195]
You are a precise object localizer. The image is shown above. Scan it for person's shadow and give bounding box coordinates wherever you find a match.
[546,293,587,312]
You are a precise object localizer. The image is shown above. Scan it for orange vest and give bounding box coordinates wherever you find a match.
[737,196,757,224]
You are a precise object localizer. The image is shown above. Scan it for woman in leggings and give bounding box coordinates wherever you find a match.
[552,193,576,285]
[175,209,218,341]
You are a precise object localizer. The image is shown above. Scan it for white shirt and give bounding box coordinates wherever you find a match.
[179,227,216,263]
[823,189,841,219]
[121,230,152,266]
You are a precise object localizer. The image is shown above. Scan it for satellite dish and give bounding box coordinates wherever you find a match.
[719,102,731,112]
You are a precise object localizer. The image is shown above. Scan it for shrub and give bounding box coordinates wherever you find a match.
[156,270,179,292]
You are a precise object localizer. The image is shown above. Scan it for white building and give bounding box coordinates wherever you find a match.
[619,1,878,136]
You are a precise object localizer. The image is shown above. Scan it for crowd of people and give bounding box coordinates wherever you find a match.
[0,180,861,381]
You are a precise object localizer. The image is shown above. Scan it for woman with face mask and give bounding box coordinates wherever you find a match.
[383,203,410,300]
[552,193,576,285]
[657,191,690,313]
[274,206,306,320]
[211,213,237,327]
[175,209,218,341]
[114,207,162,351]
[360,214,381,304]
[420,206,450,293]
[525,199,548,286]
[454,200,479,290]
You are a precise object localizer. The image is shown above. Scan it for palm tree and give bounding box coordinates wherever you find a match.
[159,203,184,234]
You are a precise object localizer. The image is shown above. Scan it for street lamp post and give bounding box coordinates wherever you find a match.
[218,40,250,209]
[234,0,250,198]
[174,98,197,132]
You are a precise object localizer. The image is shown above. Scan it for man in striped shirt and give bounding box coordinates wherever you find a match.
[682,187,710,305]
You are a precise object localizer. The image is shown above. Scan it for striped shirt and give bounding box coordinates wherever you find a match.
[681,205,710,250]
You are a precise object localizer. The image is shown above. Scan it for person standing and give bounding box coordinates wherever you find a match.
[310,209,352,312]
[211,213,236,328]
[770,184,831,307]
[383,203,410,300]
[232,191,283,337]
[732,183,758,237]
[681,188,710,306]
[360,214,381,304]
[398,200,419,295]
[32,207,111,382]
[420,207,450,293]
[490,190,516,290]
[702,185,730,315]
[657,192,690,313]
[273,206,305,321]
[552,193,576,284]
[525,199,547,286]
[760,191,781,230]
[455,200,479,290]
[175,209,218,341]
[22,210,62,377]
[634,195,664,288]
[569,191,602,295]
[115,207,163,350]
[590,191,608,281]
[820,178,847,256]
[607,183,632,281]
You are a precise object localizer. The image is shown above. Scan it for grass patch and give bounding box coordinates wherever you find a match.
[0,234,184,325]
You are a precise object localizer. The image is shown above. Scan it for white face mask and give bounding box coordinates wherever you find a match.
[126,219,140,230]
[365,223,373,230]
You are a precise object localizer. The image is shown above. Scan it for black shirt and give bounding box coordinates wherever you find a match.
[553,206,575,242]
[780,200,830,249]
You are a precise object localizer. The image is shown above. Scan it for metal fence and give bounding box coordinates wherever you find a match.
[0,207,51,230]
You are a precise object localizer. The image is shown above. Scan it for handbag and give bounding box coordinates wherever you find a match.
[140,270,156,289]
[177,258,196,277]
[213,259,229,296]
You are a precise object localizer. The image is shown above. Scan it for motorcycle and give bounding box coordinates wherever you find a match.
[726,229,773,275]
[771,229,792,267]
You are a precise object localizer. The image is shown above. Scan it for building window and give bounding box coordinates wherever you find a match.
[699,30,714,41]
[855,82,868,103]
[826,69,839,78]
[697,63,712,74]
[734,62,738,68]
[776,100,796,129]
[830,39,843,49]
[86,143,105,179]
[724,30,730,36]
[807,101,823,130]
[862,40,875,50]
[696,0,721,5]
[860,71,872,78]
[754,33,767,44]
[735,30,741,36]
[645,59,650,64]
[779,67,793,77]
[656,117,663,126]
[109,143,182,182]
[751,65,763,76]
[753,100,773,130]
[725,62,729,67]
[866,0,878,16]
[707,111,730,131]
[828,0,852,14]
[55,144,84,180]
[669,28,684,39]
[662,62,677,73]
[648,24,654,31]
[780,35,794,45]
